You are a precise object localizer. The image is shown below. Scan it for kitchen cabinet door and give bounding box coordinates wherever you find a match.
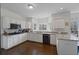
[50,35,56,45]
[27,33,30,40]
[23,33,27,41]
[36,34,42,43]
[2,36,8,49]
[28,33,42,43]
[7,36,14,49]
[28,33,33,41]
[18,34,22,44]
[21,34,26,42]
[13,35,19,46]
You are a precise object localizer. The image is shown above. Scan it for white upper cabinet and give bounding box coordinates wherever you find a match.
[32,17,51,31]
[39,24,47,30]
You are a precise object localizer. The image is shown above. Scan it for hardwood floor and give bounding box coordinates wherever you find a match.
[1,41,57,55]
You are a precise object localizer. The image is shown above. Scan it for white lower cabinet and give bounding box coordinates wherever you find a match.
[21,33,27,42]
[50,35,56,45]
[2,36,14,49]
[18,34,22,44]
[28,32,56,45]
[57,39,78,55]
[2,33,27,49]
[33,34,42,43]
[28,33,42,43]
[7,36,14,48]
[13,35,19,46]
[2,36,8,49]
[1,32,57,49]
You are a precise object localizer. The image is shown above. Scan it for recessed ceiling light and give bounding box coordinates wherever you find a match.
[26,3,36,9]
[28,4,34,9]
[60,8,64,10]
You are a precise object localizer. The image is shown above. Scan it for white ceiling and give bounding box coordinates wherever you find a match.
[1,3,79,18]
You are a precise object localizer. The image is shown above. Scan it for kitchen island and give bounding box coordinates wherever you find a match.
[57,34,79,55]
